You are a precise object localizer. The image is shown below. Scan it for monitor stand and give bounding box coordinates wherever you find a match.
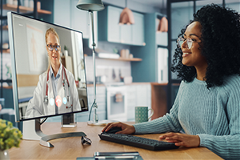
[22,117,86,148]
[62,113,77,127]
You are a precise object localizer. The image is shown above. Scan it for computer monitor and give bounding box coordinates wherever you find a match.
[8,12,89,147]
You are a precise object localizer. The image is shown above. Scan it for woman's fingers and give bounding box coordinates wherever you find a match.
[159,133,182,143]
[166,134,181,141]
[166,139,181,143]
[159,132,177,140]
[105,123,118,131]
[175,142,184,146]
[102,123,112,132]
[159,133,200,147]
[116,126,135,134]
[102,122,123,132]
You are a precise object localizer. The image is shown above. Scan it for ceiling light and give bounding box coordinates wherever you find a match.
[119,0,134,25]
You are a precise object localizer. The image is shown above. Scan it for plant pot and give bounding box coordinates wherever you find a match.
[6,79,12,87]
[64,50,68,57]
[0,150,10,160]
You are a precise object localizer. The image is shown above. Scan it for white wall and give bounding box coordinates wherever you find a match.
[85,57,131,83]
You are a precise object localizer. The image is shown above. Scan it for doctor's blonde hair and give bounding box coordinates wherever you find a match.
[45,28,60,44]
[45,28,61,71]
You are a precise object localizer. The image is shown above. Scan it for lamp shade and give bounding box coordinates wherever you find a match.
[157,17,168,32]
[76,0,104,11]
[119,7,135,25]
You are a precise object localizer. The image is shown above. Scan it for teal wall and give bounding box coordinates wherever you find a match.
[131,13,157,82]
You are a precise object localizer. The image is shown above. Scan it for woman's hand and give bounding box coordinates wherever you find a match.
[102,122,135,134]
[159,132,200,148]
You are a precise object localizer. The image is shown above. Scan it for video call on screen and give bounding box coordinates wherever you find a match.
[11,14,88,120]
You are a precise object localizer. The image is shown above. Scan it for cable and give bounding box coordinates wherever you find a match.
[88,102,93,121]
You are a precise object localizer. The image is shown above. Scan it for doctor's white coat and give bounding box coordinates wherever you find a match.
[25,66,81,118]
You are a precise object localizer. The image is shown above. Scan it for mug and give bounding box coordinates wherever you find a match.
[120,49,126,58]
[135,106,154,123]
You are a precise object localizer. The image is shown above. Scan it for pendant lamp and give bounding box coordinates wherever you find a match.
[157,17,168,32]
[76,0,104,11]
[119,0,134,25]
[76,0,104,125]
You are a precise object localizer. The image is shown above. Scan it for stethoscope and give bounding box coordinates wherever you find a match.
[43,66,73,109]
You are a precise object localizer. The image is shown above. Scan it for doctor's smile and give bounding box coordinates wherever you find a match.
[51,53,58,60]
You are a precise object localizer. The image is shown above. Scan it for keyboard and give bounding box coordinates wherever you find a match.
[99,133,179,151]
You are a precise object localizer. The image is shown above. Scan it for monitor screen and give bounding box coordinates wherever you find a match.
[8,12,88,121]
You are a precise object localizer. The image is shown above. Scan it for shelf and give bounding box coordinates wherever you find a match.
[98,57,142,61]
[2,4,51,14]
[3,86,12,89]
[151,82,168,86]
[84,54,142,61]
[2,49,10,53]
[2,25,8,30]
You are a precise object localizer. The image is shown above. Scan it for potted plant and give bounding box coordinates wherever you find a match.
[0,119,22,159]
[64,45,68,57]
[5,64,12,86]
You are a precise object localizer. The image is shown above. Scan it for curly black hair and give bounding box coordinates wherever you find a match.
[171,4,240,88]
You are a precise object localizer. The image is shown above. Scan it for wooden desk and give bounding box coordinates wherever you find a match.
[9,122,223,160]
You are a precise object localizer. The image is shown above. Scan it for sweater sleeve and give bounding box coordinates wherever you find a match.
[133,82,184,134]
[198,134,240,160]
[197,82,240,160]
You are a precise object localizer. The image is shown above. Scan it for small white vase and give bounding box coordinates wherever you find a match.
[64,50,68,57]
[0,150,10,160]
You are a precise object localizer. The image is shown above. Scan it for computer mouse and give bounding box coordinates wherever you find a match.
[103,127,122,134]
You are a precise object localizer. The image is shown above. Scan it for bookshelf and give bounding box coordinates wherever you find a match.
[2,3,51,14]
[0,0,53,107]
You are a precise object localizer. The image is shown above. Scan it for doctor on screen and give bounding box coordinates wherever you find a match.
[26,28,81,118]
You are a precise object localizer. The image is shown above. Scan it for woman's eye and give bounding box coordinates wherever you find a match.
[191,39,196,42]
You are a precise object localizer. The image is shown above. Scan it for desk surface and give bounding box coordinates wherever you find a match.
[9,122,223,160]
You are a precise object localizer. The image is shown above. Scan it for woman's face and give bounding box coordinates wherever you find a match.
[46,33,61,67]
[181,21,207,68]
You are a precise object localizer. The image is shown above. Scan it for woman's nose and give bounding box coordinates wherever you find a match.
[181,40,188,49]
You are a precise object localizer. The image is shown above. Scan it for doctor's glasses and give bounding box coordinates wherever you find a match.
[47,44,61,51]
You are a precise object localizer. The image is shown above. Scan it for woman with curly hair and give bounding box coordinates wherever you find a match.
[103,4,240,159]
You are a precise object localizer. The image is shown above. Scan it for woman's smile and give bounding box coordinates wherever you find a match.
[182,52,191,57]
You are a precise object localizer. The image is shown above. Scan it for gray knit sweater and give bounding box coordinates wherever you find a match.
[133,75,240,160]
